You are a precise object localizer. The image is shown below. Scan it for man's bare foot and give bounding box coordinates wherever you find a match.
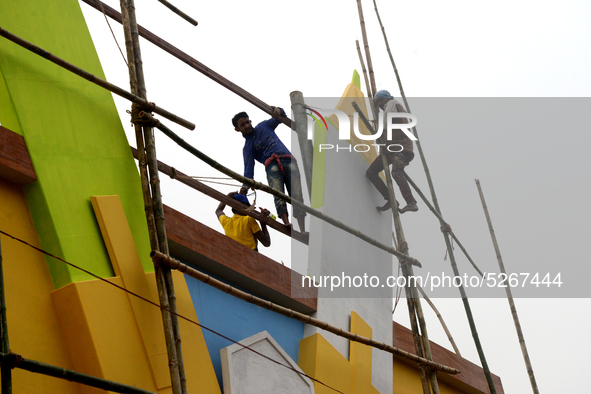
[376,200,391,212]
[398,203,418,213]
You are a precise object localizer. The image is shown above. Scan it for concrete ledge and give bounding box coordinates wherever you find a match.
[393,321,504,394]
[164,204,317,314]
[0,126,36,185]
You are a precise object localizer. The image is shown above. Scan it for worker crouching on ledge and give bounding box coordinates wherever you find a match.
[232,106,307,234]
[216,192,271,251]
[366,90,418,214]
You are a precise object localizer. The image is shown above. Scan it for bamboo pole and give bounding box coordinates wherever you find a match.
[476,179,539,394]
[0,26,194,131]
[353,101,439,393]
[405,173,484,277]
[80,0,292,128]
[0,241,11,394]
[355,40,379,124]
[417,286,461,356]
[0,353,156,394]
[155,0,197,26]
[355,40,372,98]
[129,147,309,244]
[356,0,377,99]
[289,91,313,197]
[151,251,460,375]
[372,2,498,391]
[137,112,422,267]
[119,1,184,392]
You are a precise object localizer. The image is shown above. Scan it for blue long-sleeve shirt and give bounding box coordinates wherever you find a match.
[242,109,291,181]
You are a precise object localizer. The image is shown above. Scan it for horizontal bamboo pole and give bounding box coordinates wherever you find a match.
[156,0,198,26]
[0,26,195,131]
[138,112,422,267]
[0,353,155,394]
[81,0,291,128]
[129,146,309,245]
[151,251,459,375]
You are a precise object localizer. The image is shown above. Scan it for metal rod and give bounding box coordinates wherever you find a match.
[0,353,155,394]
[151,251,460,375]
[0,241,11,394]
[139,113,423,267]
[155,0,197,26]
[476,179,539,394]
[0,26,194,131]
[80,0,292,128]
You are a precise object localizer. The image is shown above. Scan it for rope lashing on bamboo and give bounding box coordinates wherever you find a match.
[137,111,422,267]
[440,224,452,233]
[151,251,459,375]
[5,351,24,369]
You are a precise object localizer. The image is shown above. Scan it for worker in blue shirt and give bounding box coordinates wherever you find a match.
[232,107,306,234]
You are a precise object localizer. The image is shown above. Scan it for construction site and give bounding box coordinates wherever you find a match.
[0,0,589,393]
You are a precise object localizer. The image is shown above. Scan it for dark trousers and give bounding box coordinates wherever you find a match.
[366,151,416,205]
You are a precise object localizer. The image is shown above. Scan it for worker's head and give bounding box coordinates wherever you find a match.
[231,193,250,214]
[374,90,393,110]
[232,112,253,135]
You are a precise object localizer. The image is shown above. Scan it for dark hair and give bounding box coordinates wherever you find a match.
[232,112,249,127]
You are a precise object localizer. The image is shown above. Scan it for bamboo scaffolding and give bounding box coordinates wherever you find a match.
[371,1,498,390]
[355,40,372,98]
[155,0,197,26]
[0,241,11,394]
[120,1,185,392]
[476,179,539,394]
[356,0,377,99]
[136,111,422,267]
[81,0,292,128]
[290,92,314,197]
[0,353,156,394]
[129,147,309,245]
[405,173,484,277]
[353,101,439,393]
[0,26,193,131]
[151,251,460,375]
[417,286,461,356]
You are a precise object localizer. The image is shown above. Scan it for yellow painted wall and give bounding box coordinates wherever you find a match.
[0,185,221,393]
[392,358,465,394]
[0,178,79,393]
[298,311,379,394]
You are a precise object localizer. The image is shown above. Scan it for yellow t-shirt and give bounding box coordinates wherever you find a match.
[218,214,261,250]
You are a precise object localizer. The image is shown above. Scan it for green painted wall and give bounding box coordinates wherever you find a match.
[0,0,153,288]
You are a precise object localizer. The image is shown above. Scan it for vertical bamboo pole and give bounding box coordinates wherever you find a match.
[0,241,11,394]
[476,180,539,394]
[355,40,378,123]
[356,0,377,99]
[417,286,461,356]
[355,40,371,98]
[372,1,497,391]
[290,91,313,197]
[119,1,184,393]
[354,100,438,393]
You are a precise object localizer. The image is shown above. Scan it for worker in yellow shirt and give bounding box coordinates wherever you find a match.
[215,192,271,251]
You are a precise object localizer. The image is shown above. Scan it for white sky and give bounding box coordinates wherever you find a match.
[80,0,591,392]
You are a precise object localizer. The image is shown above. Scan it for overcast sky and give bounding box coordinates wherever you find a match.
[81,1,591,392]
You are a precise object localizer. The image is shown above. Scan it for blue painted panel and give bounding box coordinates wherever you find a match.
[185,273,305,387]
